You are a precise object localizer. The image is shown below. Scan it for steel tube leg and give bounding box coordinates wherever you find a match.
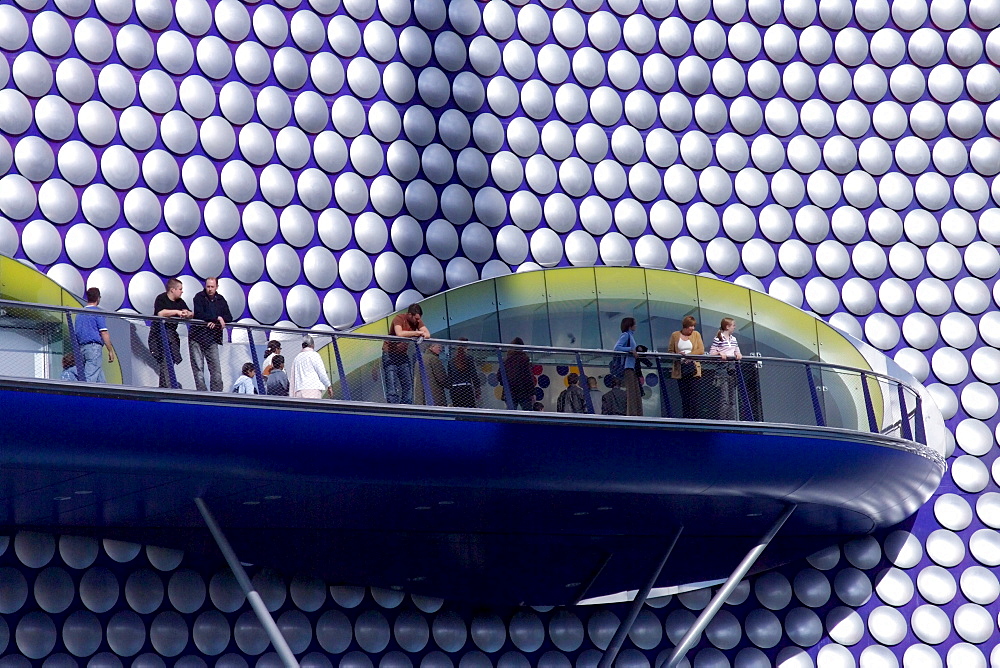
[597,527,683,668]
[661,505,797,668]
[195,498,300,668]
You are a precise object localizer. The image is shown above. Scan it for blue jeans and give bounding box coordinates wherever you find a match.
[80,343,105,383]
[189,339,223,392]
[382,353,413,404]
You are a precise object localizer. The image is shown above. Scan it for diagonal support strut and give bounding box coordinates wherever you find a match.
[195,498,300,668]
[659,505,797,668]
[597,526,684,668]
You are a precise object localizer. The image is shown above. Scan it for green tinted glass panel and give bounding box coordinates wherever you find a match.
[645,270,698,352]
[695,276,756,355]
[750,292,819,360]
[817,323,870,370]
[1,260,64,306]
[496,271,550,346]
[596,267,651,350]
[544,268,600,349]
[445,279,500,343]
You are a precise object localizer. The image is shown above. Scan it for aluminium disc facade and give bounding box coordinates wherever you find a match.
[1,0,1000,665]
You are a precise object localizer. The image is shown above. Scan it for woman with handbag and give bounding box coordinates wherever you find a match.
[668,315,705,419]
[614,317,643,416]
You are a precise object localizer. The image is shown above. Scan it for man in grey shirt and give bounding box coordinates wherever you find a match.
[265,355,289,396]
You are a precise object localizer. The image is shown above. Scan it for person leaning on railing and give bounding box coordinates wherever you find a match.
[709,317,743,420]
[382,303,430,404]
[667,315,705,420]
[189,277,233,393]
[150,278,193,389]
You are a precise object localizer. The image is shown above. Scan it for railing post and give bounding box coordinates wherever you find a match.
[804,363,825,427]
[914,394,926,444]
[734,361,754,422]
[331,335,352,401]
[496,351,515,410]
[575,353,595,414]
[65,312,84,381]
[159,321,181,389]
[860,372,878,434]
[896,383,912,440]
[412,339,433,405]
[245,326,266,394]
[654,356,671,418]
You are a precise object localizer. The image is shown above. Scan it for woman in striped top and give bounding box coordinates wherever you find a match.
[709,317,742,419]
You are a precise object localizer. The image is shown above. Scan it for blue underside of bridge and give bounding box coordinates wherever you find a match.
[0,380,943,605]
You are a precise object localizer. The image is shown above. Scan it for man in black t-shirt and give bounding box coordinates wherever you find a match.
[149,278,193,388]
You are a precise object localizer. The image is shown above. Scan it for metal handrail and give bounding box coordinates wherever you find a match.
[0,298,919,390]
[0,298,928,447]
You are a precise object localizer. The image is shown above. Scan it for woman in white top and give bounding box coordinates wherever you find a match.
[709,317,742,420]
[289,335,333,399]
[668,315,705,419]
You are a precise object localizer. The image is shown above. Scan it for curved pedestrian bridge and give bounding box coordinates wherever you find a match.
[0,265,945,605]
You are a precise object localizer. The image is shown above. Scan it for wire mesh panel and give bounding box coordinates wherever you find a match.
[0,299,929,448]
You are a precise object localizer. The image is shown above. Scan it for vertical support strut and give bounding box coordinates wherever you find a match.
[861,372,878,434]
[412,340,433,406]
[194,498,300,668]
[331,335,352,401]
[804,363,825,427]
[245,327,266,395]
[597,527,683,668]
[496,351,515,410]
[734,361,754,422]
[660,505,797,668]
[654,356,671,418]
[575,353,595,414]
[914,394,926,445]
[896,383,913,440]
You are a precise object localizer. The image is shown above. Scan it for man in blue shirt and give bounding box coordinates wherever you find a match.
[74,287,116,383]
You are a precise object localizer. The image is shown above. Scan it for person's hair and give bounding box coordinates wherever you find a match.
[302,335,314,349]
[62,352,75,369]
[511,337,524,345]
[166,278,182,290]
[533,401,545,411]
[716,317,736,340]
[271,355,284,369]
[85,287,101,303]
[682,315,697,329]
[265,340,281,355]
[242,362,256,376]
[407,303,423,316]
[587,376,597,386]
[567,372,579,385]
[205,277,218,285]
[608,376,619,388]
[620,317,636,333]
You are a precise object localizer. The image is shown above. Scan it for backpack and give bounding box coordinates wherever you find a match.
[609,354,626,379]
[557,386,587,413]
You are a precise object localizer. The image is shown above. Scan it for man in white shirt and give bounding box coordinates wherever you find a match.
[289,335,333,399]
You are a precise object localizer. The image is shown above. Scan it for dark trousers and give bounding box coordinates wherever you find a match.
[678,376,700,419]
